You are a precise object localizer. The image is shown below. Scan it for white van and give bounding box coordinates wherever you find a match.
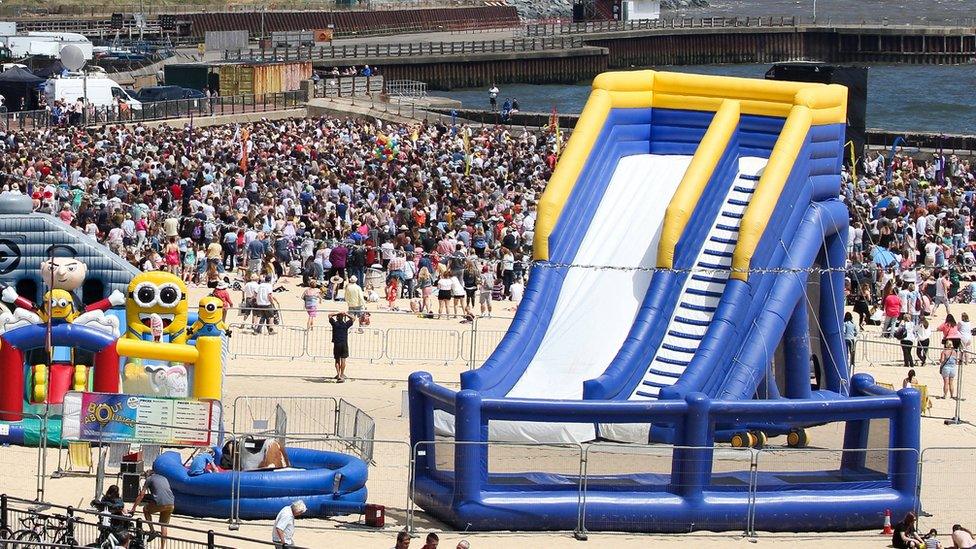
[43,75,141,110]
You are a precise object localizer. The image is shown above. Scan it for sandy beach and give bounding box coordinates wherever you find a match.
[2,275,975,549]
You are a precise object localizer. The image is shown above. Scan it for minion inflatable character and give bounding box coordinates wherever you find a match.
[188,296,228,339]
[39,289,78,324]
[124,271,189,343]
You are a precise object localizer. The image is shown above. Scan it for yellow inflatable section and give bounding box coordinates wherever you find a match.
[532,70,847,271]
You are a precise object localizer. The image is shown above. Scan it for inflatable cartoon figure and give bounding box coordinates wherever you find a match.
[1,244,125,312]
[146,363,189,397]
[0,245,123,340]
[120,272,191,397]
[188,297,227,339]
[124,271,189,343]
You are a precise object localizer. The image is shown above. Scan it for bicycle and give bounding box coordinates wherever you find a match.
[10,512,79,548]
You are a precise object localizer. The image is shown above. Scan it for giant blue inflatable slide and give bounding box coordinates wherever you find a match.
[409,70,921,532]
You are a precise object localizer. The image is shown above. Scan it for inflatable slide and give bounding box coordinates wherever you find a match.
[410,70,921,532]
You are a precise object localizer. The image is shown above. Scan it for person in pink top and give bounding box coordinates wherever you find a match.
[882,287,902,338]
[939,314,962,350]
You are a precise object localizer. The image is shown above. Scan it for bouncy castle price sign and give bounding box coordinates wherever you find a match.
[62,392,215,446]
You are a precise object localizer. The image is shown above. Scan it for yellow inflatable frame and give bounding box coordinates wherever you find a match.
[116,336,222,400]
[533,70,847,282]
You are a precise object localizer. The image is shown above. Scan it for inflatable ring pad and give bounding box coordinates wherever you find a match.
[153,448,369,519]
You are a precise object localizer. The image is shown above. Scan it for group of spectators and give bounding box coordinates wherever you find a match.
[843,150,976,399]
[0,115,559,323]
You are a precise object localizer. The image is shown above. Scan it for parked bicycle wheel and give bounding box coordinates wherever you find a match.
[13,528,42,548]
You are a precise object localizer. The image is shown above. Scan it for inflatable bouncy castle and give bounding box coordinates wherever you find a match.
[0,192,225,445]
[409,70,921,533]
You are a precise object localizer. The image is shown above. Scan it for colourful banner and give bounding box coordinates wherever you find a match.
[80,393,137,442]
[64,392,215,446]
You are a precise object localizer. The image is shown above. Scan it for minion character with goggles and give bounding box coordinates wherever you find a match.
[124,271,189,343]
[40,289,78,323]
[188,296,228,339]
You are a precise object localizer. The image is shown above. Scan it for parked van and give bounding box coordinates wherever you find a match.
[43,75,141,110]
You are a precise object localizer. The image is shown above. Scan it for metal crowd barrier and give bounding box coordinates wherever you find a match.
[1,91,306,130]
[225,312,507,369]
[408,440,923,537]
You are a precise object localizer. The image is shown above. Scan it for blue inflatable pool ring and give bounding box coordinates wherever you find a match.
[153,448,368,519]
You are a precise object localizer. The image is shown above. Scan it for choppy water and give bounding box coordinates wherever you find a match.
[441,64,976,134]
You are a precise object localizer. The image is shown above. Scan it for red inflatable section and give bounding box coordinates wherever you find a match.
[93,342,119,393]
[0,338,24,421]
[45,363,74,405]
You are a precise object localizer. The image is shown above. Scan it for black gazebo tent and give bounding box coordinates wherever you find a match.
[0,67,44,111]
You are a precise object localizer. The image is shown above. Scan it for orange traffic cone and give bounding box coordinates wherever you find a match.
[881,509,893,536]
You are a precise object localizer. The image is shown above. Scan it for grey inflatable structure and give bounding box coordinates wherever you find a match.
[0,192,139,306]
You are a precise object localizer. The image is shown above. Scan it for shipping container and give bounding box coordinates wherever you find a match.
[163,63,210,92]
[217,62,311,96]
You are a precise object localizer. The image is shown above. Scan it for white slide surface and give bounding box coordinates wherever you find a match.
[600,156,767,443]
[489,153,692,443]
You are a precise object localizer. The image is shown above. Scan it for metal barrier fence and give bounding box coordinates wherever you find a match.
[853,335,956,368]
[313,75,384,98]
[286,437,412,528]
[918,447,976,531]
[0,495,284,548]
[525,15,802,36]
[523,15,976,36]
[854,336,967,424]
[225,36,586,62]
[337,399,376,461]
[225,312,510,368]
[230,395,376,461]
[231,395,338,437]
[1,91,305,131]
[386,79,428,98]
[222,435,409,531]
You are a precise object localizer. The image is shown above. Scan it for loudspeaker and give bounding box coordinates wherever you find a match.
[572,1,587,22]
[159,14,177,31]
[765,63,868,166]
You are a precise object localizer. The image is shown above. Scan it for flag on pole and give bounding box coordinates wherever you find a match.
[239,127,250,173]
[462,127,472,176]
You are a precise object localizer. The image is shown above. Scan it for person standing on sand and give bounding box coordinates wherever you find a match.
[328,311,354,382]
[271,500,305,549]
[344,275,367,333]
[302,281,322,330]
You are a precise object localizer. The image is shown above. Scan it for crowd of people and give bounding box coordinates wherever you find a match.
[842,150,976,398]
[0,115,558,325]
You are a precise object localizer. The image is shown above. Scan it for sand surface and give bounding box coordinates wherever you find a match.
[2,275,975,548]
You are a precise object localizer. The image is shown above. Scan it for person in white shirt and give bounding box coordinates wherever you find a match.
[272,500,305,549]
[509,277,524,305]
[254,275,278,334]
[952,524,976,549]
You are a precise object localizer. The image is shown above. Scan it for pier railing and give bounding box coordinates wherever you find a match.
[225,35,586,62]
[526,16,798,36]
[525,15,976,36]
[0,91,305,131]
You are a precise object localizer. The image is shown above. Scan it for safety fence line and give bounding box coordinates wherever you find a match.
[1,91,306,131]
[406,441,973,537]
[4,432,975,537]
[853,335,968,424]
[229,396,375,462]
[224,316,507,369]
[0,494,292,549]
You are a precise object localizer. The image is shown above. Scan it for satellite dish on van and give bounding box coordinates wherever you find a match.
[60,44,86,72]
